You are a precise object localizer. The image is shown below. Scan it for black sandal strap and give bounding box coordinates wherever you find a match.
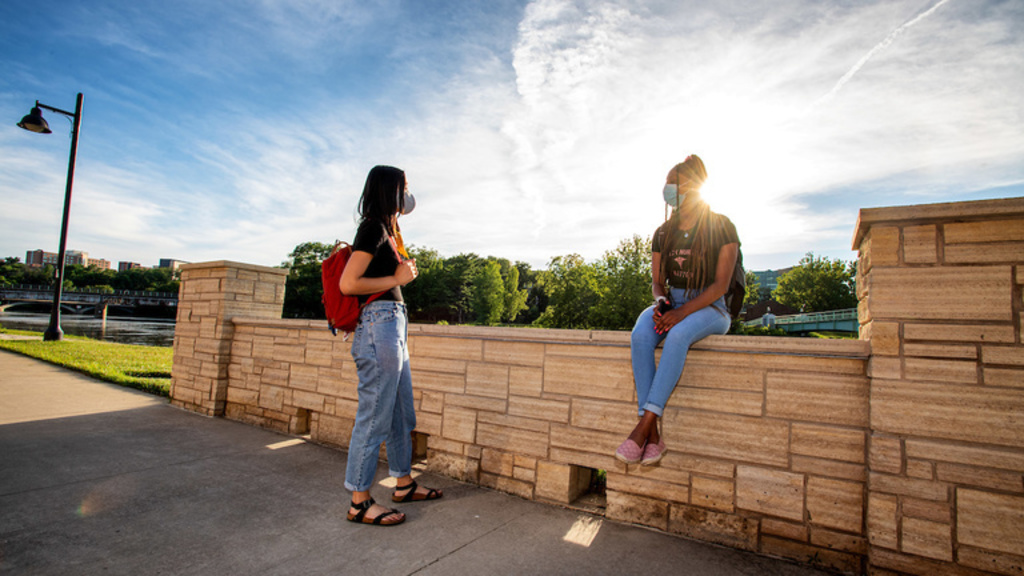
[372,508,403,525]
[349,497,374,523]
[394,480,419,502]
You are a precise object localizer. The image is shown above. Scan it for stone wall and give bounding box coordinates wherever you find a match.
[854,197,1024,576]
[169,196,1024,575]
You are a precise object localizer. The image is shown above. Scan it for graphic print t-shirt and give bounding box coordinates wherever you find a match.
[651,212,740,290]
[352,219,402,303]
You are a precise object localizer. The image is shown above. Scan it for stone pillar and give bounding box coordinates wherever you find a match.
[854,197,1024,575]
[170,261,286,416]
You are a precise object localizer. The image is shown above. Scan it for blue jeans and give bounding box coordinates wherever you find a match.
[344,301,416,492]
[630,288,731,417]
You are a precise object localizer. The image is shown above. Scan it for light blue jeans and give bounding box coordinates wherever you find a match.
[344,301,416,492]
[630,287,731,417]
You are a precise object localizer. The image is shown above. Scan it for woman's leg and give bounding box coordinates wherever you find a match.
[630,305,665,417]
[385,309,415,480]
[642,304,731,417]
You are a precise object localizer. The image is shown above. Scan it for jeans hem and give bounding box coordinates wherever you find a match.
[642,403,664,417]
[344,480,371,492]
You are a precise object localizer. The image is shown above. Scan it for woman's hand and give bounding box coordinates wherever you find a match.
[654,306,686,334]
[394,259,418,286]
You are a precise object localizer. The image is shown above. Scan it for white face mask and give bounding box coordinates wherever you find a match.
[401,189,416,215]
[663,184,685,207]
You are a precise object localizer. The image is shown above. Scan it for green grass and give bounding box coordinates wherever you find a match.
[0,328,172,396]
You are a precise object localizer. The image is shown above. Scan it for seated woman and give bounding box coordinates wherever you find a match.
[616,155,740,466]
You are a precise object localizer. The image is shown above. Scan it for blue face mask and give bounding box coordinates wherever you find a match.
[663,184,685,207]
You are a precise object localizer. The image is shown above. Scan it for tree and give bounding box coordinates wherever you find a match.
[744,270,761,308]
[282,241,334,318]
[589,235,652,330]
[500,262,529,323]
[471,260,505,325]
[534,254,599,329]
[773,253,857,313]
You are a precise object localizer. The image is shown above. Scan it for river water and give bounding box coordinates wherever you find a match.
[0,312,175,347]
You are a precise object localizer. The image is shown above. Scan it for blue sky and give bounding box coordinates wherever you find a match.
[2,0,1022,272]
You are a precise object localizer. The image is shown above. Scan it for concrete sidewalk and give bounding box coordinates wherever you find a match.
[0,349,833,576]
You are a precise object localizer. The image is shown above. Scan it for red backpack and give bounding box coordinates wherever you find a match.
[321,242,386,338]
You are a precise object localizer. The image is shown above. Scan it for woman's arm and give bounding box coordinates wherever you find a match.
[339,250,418,296]
[654,242,738,332]
[651,252,669,301]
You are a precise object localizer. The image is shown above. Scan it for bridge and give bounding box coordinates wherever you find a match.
[0,285,178,316]
[746,308,858,334]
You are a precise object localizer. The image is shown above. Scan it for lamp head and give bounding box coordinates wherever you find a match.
[17,106,52,134]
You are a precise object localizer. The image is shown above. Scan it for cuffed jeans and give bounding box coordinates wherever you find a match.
[344,301,416,492]
[630,288,731,417]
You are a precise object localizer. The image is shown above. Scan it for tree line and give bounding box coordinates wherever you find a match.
[280,239,858,332]
[0,257,180,293]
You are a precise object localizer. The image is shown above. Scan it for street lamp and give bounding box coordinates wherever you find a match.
[17,93,84,341]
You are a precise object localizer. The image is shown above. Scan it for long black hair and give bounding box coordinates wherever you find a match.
[659,155,714,290]
[358,165,406,236]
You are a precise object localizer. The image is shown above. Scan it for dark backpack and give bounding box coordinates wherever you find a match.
[724,248,746,319]
[321,242,385,338]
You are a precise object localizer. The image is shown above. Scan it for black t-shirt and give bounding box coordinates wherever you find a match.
[352,219,402,303]
[652,212,740,290]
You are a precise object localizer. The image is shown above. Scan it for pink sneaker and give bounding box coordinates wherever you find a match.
[615,438,644,464]
[641,439,666,466]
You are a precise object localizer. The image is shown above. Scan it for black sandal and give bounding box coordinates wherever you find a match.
[346,497,405,526]
[392,479,443,503]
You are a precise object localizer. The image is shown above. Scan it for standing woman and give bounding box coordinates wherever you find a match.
[616,155,740,466]
[340,165,442,526]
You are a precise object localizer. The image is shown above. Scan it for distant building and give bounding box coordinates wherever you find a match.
[158,259,188,270]
[88,258,112,270]
[751,267,793,293]
[119,261,145,272]
[25,249,90,268]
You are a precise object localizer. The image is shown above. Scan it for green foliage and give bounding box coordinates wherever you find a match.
[501,263,529,323]
[588,235,652,330]
[743,270,762,307]
[534,255,600,329]
[471,260,505,325]
[773,252,857,313]
[281,241,334,319]
[0,330,172,396]
[0,258,180,293]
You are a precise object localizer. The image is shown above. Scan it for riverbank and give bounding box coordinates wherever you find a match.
[0,328,171,396]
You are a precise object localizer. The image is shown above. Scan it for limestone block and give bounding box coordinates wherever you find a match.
[290,389,325,412]
[427,435,466,455]
[258,385,285,411]
[669,386,763,417]
[411,356,466,375]
[983,345,1024,366]
[760,536,861,575]
[548,423,622,459]
[903,342,978,360]
[762,518,807,542]
[662,411,790,468]
[607,472,688,503]
[509,366,543,397]
[985,367,1024,388]
[441,406,477,443]
[901,517,952,561]
[678,363,764,392]
[946,218,1024,244]
[272,344,305,364]
[806,477,864,533]
[508,396,570,423]
[872,379,1024,448]
[906,439,1024,473]
[869,322,900,357]
[669,504,758,551]
[945,242,1024,264]
[226,387,259,406]
[936,462,1022,492]
[736,466,805,521]
[481,448,514,476]
[312,413,354,448]
[869,266,1013,322]
[479,473,533,499]
[413,336,483,361]
[870,226,901,267]
[477,412,550,433]
[737,354,866,377]
[791,423,865,464]
[957,489,1024,557]
[466,362,509,399]
[415,411,441,436]
[425,451,479,483]
[304,341,334,367]
[483,340,545,367]
[542,354,633,402]
[904,357,978,384]
[476,422,549,459]
[548,447,619,473]
[690,475,735,512]
[419,390,445,414]
[792,455,866,482]
[957,546,1024,576]
[809,528,867,555]
[606,490,669,531]
[902,497,951,523]
[870,435,903,475]
[545,342,630,361]
[413,370,466,394]
[869,472,948,501]
[906,459,934,480]
[289,364,320,392]
[903,225,937,264]
[445,394,506,414]
[333,397,358,420]
[513,466,535,483]
[534,461,578,503]
[569,398,636,436]
[765,372,869,427]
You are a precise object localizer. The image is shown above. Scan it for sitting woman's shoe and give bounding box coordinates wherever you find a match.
[641,439,667,466]
[615,438,645,464]
[392,479,443,503]
[346,497,405,526]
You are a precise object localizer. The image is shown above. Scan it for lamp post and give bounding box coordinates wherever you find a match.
[17,93,84,341]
